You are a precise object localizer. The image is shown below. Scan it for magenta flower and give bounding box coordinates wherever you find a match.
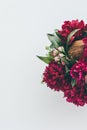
[64,85,87,106]
[43,62,66,91]
[58,20,87,43]
[70,61,87,85]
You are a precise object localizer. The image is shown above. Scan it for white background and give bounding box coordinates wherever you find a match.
[0,0,87,130]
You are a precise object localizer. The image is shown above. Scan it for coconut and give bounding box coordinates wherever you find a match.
[68,40,84,59]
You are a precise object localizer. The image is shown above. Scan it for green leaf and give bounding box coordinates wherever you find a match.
[47,33,60,48]
[65,71,69,78]
[83,30,87,37]
[61,57,69,65]
[71,78,76,87]
[65,66,70,73]
[45,46,50,50]
[67,29,80,44]
[54,29,62,46]
[54,29,61,38]
[85,84,87,88]
[37,55,53,64]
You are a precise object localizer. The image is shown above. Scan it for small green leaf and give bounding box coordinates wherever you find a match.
[54,29,61,38]
[37,55,53,64]
[65,66,70,73]
[54,30,62,46]
[45,46,50,50]
[67,29,80,44]
[71,78,76,87]
[61,57,69,65]
[85,84,87,88]
[83,31,87,37]
[47,33,60,48]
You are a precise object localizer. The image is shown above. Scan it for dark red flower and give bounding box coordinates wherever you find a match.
[61,61,87,106]
[43,62,66,91]
[58,20,87,43]
[64,85,87,106]
[70,61,87,85]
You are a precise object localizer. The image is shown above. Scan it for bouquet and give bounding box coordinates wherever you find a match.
[37,20,87,106]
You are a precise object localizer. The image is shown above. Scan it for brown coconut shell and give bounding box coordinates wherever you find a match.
[68,40,84,59]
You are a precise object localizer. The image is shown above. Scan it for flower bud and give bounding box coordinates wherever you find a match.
[58,53,64,58]
[58,46,64,52]
[61,61,66,65]
[45,46,50,50]
[54,56,60,62]
[52,49,58,57]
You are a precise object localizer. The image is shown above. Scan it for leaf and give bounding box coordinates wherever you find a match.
[54,29,62,45]
[65,66,70,73]
[54,29,61,38]
[83,30,87,37]
[85,84,87,88]
[71,78,76,87]
[67,29,80,44]
[47,33,60,48]
[37,55,53,64]
[61,57,69,65]
[45,46,50,50]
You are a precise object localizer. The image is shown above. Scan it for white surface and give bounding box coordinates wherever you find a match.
[0,0,87,130]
